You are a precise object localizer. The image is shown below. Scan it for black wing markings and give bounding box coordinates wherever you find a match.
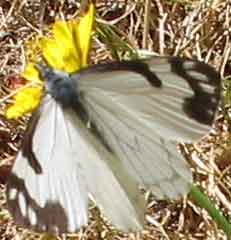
[21,107,43,174]
[78,60,162,88]
[6,173,69,233]
[78,57,220,125]
[168,57,221,125]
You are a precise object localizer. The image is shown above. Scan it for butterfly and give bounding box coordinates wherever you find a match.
[6,56,221,234]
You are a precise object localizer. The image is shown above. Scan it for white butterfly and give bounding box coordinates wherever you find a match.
[6,56,221,234]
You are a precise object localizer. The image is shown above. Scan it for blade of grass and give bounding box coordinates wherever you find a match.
[190,185,231,237]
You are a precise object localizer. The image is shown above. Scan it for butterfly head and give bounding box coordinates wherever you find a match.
[36,64,79,107]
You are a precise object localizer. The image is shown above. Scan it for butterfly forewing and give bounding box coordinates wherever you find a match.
[77,57,220,142]
[75,56,220,199]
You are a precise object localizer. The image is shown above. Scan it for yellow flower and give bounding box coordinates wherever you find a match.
[6,3,95,119]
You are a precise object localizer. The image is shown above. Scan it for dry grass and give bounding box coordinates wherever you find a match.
[0,0,231,239]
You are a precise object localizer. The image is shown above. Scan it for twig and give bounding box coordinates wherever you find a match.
[96,4,136,25]
[158,13,167,55]
[19,15,42,35]
[146,215,170,240]
[215,186,231,213]
[0,0,18,29]
[142,0,151,49]
[39,0,46,31]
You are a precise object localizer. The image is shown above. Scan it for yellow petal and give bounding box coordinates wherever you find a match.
[6,87,42,119]
[62,52,81,73]
[53,21,75,50]
[74,3,95,67]
[53,21,81,72]
[40,38,66,70]
[40,4,95,72]
[21,63,42,83]
[41,32,80,72]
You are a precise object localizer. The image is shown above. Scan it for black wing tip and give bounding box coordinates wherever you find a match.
[167,56,221,125]
[168,56,221,84]
[6,173,74,235]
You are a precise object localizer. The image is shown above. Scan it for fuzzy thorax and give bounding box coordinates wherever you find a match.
[36,64,79,107]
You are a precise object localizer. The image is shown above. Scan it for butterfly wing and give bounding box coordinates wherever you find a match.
[77,88,193,199]
[7,95,146,232]
[6,95,88,234]
[75,56,220,199]
[65,112,146,231]
[78,57,220,141]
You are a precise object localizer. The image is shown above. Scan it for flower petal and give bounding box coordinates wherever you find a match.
[21,63,42,83]
[53,21,73,44]
[42,23,81,72]
[74,3,95,67]
[6,87,42,119]
[40,37,66,70]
